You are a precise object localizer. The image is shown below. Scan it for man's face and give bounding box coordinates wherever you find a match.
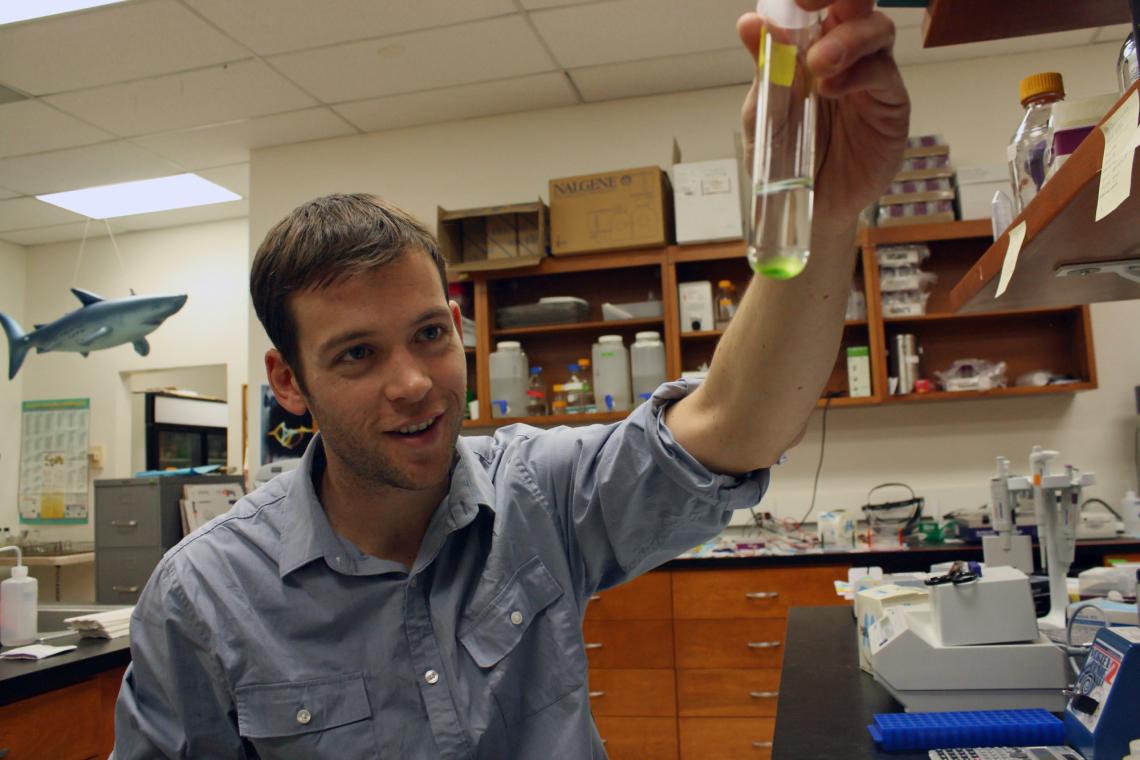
[286,250,466,492]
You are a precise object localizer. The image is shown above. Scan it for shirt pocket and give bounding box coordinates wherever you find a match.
[235,672,376,759]
[458,556,584,724]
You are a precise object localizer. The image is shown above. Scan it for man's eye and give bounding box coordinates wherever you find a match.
[420,325,446,342]
[342,346,372,362]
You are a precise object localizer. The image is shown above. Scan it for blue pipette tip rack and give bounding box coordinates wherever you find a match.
[867,709,1063,752]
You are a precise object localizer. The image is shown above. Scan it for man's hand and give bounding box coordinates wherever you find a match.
[739,0,909,229]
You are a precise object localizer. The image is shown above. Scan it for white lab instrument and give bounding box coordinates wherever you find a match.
[678,281,714,332]
[983,456,1035,574]
[855,583,928,673]
[928,749,1079,760]
[930,566,1040,647]
[1077,565,1139,599]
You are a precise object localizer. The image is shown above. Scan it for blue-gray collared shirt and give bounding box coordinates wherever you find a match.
[113,380,768,759]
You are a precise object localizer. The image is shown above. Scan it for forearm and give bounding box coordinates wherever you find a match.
[667,220,858,473]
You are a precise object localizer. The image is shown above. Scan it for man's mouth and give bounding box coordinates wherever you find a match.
[390,414,441,436]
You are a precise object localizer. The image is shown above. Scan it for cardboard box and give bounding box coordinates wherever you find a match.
[956,164,1009,221]
[437,201,549,273]
[846,346,872,397]
[548,166,673,256]
[678,280,714,333]
[673,158,745,244]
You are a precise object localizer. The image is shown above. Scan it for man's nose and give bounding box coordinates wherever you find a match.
[384,350,432,403]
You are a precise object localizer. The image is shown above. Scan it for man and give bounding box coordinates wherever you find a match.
[113,1,908,757]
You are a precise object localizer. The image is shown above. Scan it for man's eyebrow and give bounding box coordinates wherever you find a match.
[318,329,373,356]
[412,306,453,325]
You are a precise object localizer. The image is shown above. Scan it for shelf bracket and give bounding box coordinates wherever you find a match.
[1054,258,1140,285]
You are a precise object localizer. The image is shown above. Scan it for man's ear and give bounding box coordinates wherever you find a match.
[265,349,309,416]
[449,299,464,341]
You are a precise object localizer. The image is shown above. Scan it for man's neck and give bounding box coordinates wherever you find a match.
[316,451,448,569]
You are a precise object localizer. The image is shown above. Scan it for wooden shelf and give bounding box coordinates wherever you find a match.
[464,410,629,429]
[922,0,1130,48]
[681,320,868,340]
[816,395,878,408]
[949,83,1140,313]
[859,219,992,247]
[668,241,746,263]
[883,306,1077,324]
[493,317,663,338]
[884,382,1094,404]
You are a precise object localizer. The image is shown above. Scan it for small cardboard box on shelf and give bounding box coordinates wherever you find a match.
[548,166,673,256]
[437,200,549,273]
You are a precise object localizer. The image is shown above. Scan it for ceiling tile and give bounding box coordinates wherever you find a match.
[196,164,250,198]
[571,47,750,102]
[268,16,556,103]
[1090,24,1132,44]
[0,0,250,96]
[184,0,516,56]
[0,197,86,232]
[0,141,183,196]
[45,60,317,138]
[131,108,356,169]
[530,0,746,68]
[0,100,114,159]
[112,199,249,232]
[333,72,578,132]
[894,27,1097,66]
[0,221,125,247]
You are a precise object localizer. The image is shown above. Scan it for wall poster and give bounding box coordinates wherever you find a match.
[18,398,90,524]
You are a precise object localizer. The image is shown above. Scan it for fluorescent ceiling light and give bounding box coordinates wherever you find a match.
[37,174,241,219]
[1,0,128,26]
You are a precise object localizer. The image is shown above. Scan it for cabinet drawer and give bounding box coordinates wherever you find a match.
[588,669,676,717]
[595,716,678,760]
[582,620,674,669]
[0,676,102,759]
[586,571,672,621]
[673,566,848,619]
[677,669,780,717]
[675,619,786,669]
[679,717,774,759]
[95,481,163,548]
[96,547,163,604]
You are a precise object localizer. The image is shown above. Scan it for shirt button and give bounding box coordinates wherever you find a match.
[296,708,312,725]
[424,669,440,685]
[510,610,524,626]
[409,577,418,588]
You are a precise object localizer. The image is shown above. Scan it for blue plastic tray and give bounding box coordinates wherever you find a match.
[867,709,1064,752]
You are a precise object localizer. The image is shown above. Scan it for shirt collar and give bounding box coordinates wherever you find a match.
[276,433,497,579]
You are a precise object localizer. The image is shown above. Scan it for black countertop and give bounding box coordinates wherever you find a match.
[773,606,926,760]
[0,632,130,706]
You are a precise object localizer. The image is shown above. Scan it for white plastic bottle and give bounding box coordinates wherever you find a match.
[1123,489,1140,539]
[489,341,528,419]
[748,0,821,279]
[1,548,37,647]
[592,335,632,412]
[631,331,667,403]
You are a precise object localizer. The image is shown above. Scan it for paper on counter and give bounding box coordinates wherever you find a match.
[995,220,1027,298]
[1095,89,1140,222]
[0,644,77,660]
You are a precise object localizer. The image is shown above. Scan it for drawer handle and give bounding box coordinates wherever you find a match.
[752,740,774,748]
[746,640,782,649]
[588,690,606,699]
[589,594,602,601]
[744,591,779,600]
[584,642,604,650]
[749,690,779,699]
[110,520,139,528]
[601,739,607,746]
[112,585,140,593]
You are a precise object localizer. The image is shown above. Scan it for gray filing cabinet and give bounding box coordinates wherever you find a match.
[94,475,244,604]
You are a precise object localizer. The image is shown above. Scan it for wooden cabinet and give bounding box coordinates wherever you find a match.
[0,666,124,760]
[595,716,679,760]
[676,669,781,718]
[672,566,849,619]
[679,717,775,759]
[585,571,672,621]
[588,669,677,717]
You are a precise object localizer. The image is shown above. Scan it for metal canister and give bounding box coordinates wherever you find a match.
[891,334,920,394]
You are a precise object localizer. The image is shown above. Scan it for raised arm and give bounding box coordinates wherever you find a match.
[666,0,909,473]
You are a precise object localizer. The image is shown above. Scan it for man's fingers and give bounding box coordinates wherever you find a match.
[795,0,874,17]
[816,49,906,103]
[738,11,762,65]
[807,10,895,81]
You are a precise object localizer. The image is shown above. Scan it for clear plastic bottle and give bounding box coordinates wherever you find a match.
[526,366,548,417]
[1119,32,1138,95]
[591,337,632,412]
[1007,72,1064,214]
[577,358,597,414]
[631,331,667,402]
[748,0,821,280]
[714,280,738,329]
[564,364,584,415]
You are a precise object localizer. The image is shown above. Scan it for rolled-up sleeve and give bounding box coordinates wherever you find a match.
[112,560,247,759]
[513,379,769,596]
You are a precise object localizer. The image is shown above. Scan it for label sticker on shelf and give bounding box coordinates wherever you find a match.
[1095,89,1140,222]
[995,220,1027,298]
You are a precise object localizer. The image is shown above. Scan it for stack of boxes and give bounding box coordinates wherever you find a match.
[877,244,936,317]
[876,135,958,227]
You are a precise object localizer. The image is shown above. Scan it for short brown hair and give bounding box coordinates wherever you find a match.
[251,193,448,373]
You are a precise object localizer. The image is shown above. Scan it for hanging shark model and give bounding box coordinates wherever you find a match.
[0,288,187,379]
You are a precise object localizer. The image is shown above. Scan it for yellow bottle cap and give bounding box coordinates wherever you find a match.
[1019,72,1064,105]
[718,279,734,288]
[578,358,590,367]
